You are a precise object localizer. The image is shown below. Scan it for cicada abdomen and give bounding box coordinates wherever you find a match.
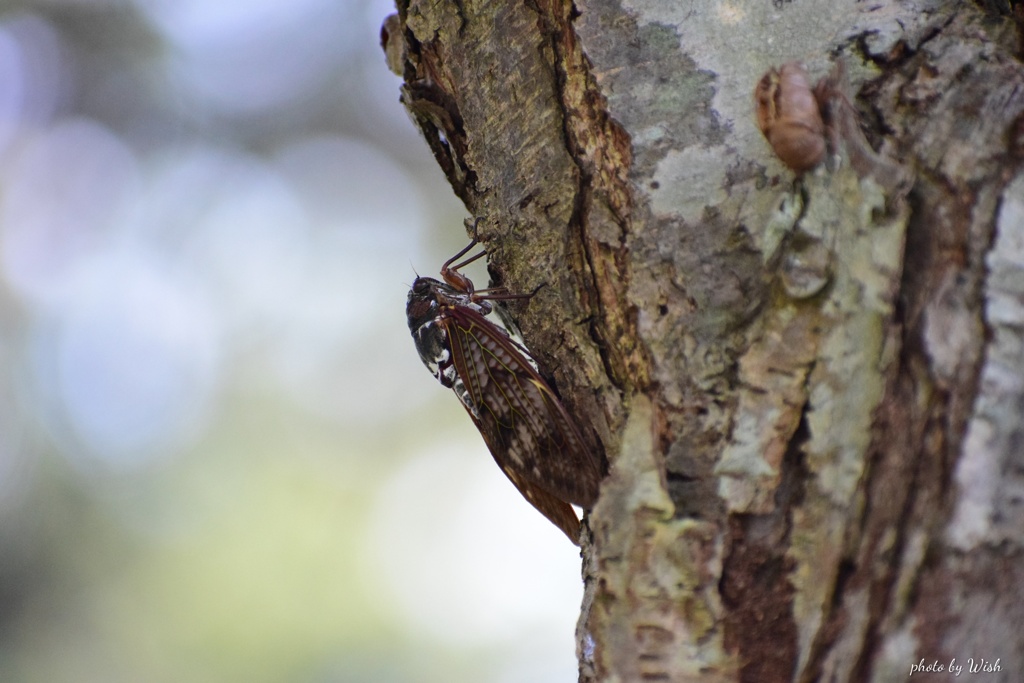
[406,239,603,544]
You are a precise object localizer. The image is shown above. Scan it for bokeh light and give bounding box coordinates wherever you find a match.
[0,2,583,682]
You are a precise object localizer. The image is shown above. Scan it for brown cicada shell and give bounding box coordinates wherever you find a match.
[755,62,827,172]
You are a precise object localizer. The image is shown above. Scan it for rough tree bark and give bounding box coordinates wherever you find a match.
[382,1,1024,681]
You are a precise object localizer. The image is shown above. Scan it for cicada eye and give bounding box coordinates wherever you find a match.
[412,278,432,295]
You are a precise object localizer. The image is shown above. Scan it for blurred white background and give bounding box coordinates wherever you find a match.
[0,1,583,681]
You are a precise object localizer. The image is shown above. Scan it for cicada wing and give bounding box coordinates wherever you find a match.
[497,463,581,544]
[444,306,602,509]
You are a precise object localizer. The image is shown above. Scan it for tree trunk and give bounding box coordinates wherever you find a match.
[382,1,1024,681]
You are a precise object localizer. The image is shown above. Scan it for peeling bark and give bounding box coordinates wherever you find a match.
[383,0,1024,681]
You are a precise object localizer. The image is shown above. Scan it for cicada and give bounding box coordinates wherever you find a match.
[406,239,604,544]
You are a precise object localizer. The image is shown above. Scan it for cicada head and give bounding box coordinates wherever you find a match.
[407,275,487,414]
[407,277,450,383]
[407,277,493,372]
